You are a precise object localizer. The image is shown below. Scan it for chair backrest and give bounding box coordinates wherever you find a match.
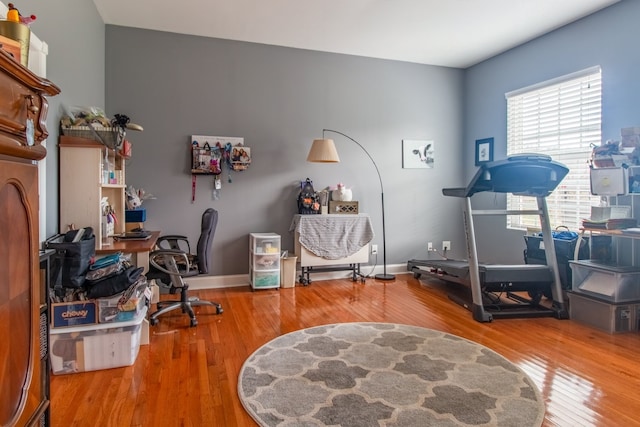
[196,208,218,274]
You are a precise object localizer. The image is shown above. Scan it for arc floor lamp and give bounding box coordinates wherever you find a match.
[307,129,395,281]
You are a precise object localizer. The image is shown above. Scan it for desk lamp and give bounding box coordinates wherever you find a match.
[307,129,395,281]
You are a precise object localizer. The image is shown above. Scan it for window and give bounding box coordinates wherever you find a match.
[506,66,602,231]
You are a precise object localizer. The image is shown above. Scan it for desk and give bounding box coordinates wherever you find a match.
[96,231,160,273]
[290,214,373,284]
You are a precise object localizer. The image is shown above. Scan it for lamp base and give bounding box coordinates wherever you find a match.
[375,273,395,281]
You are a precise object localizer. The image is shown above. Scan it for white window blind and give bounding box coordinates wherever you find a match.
[506,67,602,231]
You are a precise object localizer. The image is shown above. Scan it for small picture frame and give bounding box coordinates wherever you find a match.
[475,137,494,166]
[402,139,434,169]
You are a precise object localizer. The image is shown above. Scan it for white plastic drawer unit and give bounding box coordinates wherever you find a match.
[249,233,281,290]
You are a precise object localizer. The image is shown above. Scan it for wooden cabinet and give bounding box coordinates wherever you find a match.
[59,136,126,246]
[0,50,60,427]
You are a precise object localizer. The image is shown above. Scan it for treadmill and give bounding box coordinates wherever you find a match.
[407,154,570,322]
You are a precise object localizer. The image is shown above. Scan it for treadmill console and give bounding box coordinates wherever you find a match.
[443,154,568,198]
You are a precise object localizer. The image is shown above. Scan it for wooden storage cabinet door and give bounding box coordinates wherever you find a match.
[1,47,59,427]
[0,160,45,427]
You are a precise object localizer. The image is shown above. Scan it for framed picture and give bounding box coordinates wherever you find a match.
[402,139,434,169]
[475,138,494,166]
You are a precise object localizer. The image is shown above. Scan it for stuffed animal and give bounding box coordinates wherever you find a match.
[331,183,352,201]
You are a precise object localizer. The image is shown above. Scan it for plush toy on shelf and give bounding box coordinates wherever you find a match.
[5,3,36,25]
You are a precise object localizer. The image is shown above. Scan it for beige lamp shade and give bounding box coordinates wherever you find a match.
[307,138,340,163]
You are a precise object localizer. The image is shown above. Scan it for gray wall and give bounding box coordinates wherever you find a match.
[28,1,627,275]
[463,0,632,264]
[105,26,466,275]
[22,0,105,239]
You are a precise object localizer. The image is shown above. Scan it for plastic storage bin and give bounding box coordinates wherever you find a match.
[568,292,640,333]
[570,260,640,303]
[96,280,149,323]
[50,306,146,375]
[253,271,280,288]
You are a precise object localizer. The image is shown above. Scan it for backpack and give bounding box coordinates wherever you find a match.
[298,178,320,214]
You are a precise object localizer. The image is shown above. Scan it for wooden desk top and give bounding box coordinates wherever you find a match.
[96,230,160,254]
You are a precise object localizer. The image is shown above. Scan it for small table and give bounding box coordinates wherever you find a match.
[96,231,160,273]
[290,214,374,284]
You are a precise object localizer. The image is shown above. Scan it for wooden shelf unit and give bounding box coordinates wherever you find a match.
[59,136,127,247]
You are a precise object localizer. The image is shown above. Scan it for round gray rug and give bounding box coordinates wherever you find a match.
[238,323,544,427]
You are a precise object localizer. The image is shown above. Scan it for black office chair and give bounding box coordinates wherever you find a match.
[147,208,223,327]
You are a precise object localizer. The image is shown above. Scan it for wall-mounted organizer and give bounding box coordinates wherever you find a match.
[190,135,251,201]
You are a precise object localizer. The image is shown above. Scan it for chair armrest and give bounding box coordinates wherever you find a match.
[149,249,198,277]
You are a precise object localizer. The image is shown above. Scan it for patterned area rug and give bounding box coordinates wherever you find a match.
[238,323,544,427]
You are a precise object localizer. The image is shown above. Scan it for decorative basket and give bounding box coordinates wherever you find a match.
[61,124,125,150]
[329,201,359,214]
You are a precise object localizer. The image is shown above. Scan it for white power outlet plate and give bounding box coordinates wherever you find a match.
[428,242,433,251]
[371,244,378,254]
[442,241,451,251]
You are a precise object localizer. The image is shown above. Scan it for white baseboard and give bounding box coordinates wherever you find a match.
[185,264,410,290]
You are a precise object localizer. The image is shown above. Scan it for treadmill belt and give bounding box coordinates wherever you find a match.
[411,259,552,283]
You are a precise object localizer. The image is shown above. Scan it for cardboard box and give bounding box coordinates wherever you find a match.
[50,307,146,374]
[50,301,97,328]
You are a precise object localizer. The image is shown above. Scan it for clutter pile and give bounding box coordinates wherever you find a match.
[59,106,143,152]
[45,228,150,329]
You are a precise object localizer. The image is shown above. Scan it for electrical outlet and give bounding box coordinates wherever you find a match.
[442,241,451,251]
[371,244,378,254]
[428,242,433,251]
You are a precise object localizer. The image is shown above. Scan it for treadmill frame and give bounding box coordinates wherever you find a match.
[461,196,567,321]
[408,155,570,322]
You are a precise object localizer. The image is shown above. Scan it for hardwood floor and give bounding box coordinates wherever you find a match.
[50,274,640,426]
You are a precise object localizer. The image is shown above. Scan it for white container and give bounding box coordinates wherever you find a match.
[280,256,298,288]
[570,260,640,303]
[96,281,149,323]
[249,233,281,290]
[50,306,146,375]
[568,292,640,333]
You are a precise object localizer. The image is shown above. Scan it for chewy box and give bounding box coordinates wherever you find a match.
[49,307,146,375]
[125,208,146,223]
[51,301,97,328]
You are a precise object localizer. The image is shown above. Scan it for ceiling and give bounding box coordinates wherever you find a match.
[93,0,619,69]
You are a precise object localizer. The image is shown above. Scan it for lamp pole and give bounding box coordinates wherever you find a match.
[323,129,395,281]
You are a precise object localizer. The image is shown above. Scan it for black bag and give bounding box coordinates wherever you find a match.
[298,178,320,214]
[523,228,589,290]
[86,266,144,299]
[46,228,96,289]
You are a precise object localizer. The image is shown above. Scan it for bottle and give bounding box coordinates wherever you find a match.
[102,149,111,184]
